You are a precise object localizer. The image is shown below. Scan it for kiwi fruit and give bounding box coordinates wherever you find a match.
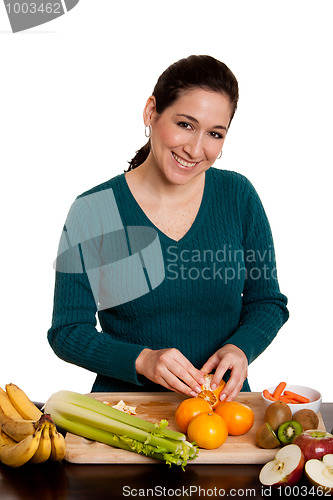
[256,422,281,449]
[293,409,319,431]
[265,401,292,432]
[277,420,303,444]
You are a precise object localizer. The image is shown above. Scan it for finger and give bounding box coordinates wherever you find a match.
[152,363,187,394]
[167,349,206,388]
[224,381,244,402]
[154,354,199,396]
[159,375,184,394]
[182,364,206,389]
[220,367,245,401]
[210,362,229,391]
[168,360,205,395]
[211,351,246,391]
[200,353,219,376]
[160,372,199,397]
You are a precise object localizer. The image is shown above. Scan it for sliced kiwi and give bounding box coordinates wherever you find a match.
[256,422,281,449]
[265,401,292,432]
[277,420,303,444]
[293,409,319,431]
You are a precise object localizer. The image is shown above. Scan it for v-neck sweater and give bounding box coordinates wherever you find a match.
[47,167,289,393]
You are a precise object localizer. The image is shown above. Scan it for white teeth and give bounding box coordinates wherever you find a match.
[172,152,197,168]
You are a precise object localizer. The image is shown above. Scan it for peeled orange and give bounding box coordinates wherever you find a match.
[197,373,225,408]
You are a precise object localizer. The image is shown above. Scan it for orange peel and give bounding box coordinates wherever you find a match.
[198,373,225,408]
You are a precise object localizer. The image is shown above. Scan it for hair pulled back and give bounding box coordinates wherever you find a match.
[127,55,239,170]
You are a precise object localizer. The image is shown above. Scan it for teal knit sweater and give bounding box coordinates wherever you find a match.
[48,167,289,393]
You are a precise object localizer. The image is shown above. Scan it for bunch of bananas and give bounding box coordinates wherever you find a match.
[0,383,66,467]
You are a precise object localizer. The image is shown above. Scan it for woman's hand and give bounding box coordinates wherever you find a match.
[135,348,206,397]
[200,344,248,402]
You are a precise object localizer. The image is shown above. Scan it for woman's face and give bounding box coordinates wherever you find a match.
[144,88,233,186]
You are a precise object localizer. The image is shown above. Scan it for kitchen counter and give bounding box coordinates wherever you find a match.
[0,403,332,500]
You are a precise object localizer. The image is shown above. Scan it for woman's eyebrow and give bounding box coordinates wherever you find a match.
[176,113,227,131]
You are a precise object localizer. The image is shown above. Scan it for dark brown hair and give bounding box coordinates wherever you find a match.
[127,55,239,170]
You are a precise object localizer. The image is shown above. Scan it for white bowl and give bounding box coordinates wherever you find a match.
[261,385,322,415]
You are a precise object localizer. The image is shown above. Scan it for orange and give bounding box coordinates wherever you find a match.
[198,373,225,408]
[214,401,254,436]
[187,412,228,449]
[175,397,212,433]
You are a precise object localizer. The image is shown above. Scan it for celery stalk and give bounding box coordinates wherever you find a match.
[45,390,184,441]
[52,411,186,467]
[50,400,183,453]
[44,390,198,468]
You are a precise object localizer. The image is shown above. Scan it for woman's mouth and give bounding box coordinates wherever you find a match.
[171,152,198,169]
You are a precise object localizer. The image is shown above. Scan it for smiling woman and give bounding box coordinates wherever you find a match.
[138,89,231,187]
[123,90,231,238]
[127,55,238,171]
[47,55,289,402]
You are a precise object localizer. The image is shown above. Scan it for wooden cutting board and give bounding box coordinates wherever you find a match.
[64,392,325,464]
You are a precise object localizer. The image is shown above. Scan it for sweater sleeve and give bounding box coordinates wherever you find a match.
[47,270,148,386]
[225,179,289,364]
[47,191,148,386]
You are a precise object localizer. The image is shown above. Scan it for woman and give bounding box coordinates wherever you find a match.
[48,55,289,402]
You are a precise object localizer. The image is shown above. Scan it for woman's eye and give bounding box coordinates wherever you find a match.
[177,122,224,139]
[177,121,192,130]
[210,131,224,140]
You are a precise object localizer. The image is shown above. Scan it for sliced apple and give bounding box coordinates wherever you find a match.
[305,454,333,493]
[259,444,305,487]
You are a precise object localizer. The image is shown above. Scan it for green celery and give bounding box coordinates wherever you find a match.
[44,390,198,468]
[45,390,184,441]
[52,412,191,467]
[49,401,183,453]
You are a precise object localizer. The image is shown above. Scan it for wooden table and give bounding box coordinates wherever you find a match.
[0,404,332,499]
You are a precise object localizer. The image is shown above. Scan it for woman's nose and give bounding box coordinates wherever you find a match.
[183,133,205,159]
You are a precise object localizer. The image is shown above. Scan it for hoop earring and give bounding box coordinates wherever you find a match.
[217,150,222,159]
[145,125,151,139]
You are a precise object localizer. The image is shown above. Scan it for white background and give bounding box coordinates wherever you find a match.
[0,1,332,405]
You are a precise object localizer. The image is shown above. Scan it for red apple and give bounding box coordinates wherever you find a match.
[305,454,333,493]
[259,444,305,487]
[293,430,333,462]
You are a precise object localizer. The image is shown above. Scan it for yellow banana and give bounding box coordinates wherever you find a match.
[6,383,43,421]
[0,387,24,420]
[0,426,43,467]
[49,424,66,461]
[0,386,38,441]
[0,405,37,442]
[30,423,52,464]
[0,428,16,447]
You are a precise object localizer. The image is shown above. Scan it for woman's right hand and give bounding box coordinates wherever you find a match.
[135,348,206,397]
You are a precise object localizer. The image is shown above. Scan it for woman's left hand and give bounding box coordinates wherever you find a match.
[200,344,248,402]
